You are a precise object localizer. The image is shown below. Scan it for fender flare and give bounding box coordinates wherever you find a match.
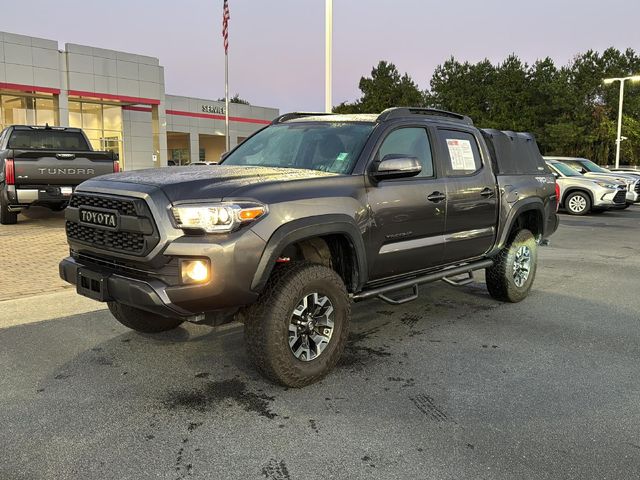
[251,214,368,292]
[492,198,545,253]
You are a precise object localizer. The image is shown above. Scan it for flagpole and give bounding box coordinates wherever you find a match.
[223,0,230,151]
[225,51,229,151]
[325,0,333,113]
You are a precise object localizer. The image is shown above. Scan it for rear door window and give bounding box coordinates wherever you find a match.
[438,130,482,176]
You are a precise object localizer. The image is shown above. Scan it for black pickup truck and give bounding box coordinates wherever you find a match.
[0,125,118,224]
[59,108,559,387]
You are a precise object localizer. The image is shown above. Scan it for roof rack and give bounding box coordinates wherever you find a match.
[377,107,473,125]
[271,112,335,124]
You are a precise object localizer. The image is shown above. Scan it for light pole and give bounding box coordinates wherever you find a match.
[325,0,333,113]
[603,75,640,169]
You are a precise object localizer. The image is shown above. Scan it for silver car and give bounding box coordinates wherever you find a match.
[545,156,640,206]
[545,160,627,215]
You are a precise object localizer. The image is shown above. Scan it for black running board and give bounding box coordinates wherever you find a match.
[351,259,494,304]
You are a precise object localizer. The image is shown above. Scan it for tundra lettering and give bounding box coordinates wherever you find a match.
[38,168,96,175]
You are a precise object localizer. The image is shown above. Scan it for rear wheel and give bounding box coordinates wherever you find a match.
[0,194,18,225]
[486,229,538,303]
[244,262,350,388]
[108,302,184,333]
[564,191,591,215]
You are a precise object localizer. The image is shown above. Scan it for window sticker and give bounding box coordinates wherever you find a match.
[335,152,349,163]
[446,139,476,170]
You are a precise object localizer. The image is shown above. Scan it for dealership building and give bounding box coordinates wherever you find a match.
[0,30,279,170]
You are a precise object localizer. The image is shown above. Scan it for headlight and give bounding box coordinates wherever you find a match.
[172,202,266,233]
[595,181,618,189]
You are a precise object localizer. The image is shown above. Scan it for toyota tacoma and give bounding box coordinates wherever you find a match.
[59,108,559,387]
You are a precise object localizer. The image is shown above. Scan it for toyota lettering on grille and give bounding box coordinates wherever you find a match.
[79,208,119,229]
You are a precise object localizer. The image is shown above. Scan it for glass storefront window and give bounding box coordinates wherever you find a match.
[69,101,82,129]
[82,102,102,131]
[35,98,56,126]
[67,100,124,167]
[103,105,122,131]
[1,95,31,125]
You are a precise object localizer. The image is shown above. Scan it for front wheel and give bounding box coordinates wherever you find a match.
[108,302,184,333]
[244,262,350,388]
[564,191,591,215]
[486,229,538,303]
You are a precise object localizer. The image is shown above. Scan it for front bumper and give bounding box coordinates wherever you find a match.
[593,187,627,207]
[60,227,267,319]
[626,190,640,203]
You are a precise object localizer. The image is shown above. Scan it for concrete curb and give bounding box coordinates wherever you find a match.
[0,290,106,329]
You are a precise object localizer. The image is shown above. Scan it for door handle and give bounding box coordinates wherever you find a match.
[427,191,446,203]
[480,187,495,198]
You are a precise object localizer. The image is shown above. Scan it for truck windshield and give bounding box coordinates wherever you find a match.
[221,122,375,174]
[551,162,581,177]
[580,159,610,174]
[8,129,91,151]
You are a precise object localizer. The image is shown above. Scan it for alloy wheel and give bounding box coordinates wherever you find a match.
[288,292,334,361]
[568,195,587,213]
[512,245,532,288]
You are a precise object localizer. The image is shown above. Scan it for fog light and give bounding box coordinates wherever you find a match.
[181,259,210,284]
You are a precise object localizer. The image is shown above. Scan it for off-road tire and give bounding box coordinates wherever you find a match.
[108,301,184,333]
[486,229,537,303]
[0,194,17,225]
[243,262,350,388]
[564,191,591,215]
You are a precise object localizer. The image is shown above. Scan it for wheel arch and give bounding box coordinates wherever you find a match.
[492,199,545,253]
[251,215,368,294]
[561,187,594,207]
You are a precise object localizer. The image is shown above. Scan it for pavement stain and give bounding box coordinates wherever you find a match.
[163,378,277,419]
[261,459,291,480]
[339,325,392,369]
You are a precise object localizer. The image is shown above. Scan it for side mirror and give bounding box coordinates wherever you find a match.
[220,151,230,161]
[551,172,559,178]
[372,154,422,181]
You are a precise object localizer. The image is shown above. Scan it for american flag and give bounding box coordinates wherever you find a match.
[222,0,230,54]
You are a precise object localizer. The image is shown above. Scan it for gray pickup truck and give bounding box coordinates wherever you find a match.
[59,108,559,387]
[0,125,118,224]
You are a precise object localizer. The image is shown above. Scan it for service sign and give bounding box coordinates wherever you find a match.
[202,105,225,114]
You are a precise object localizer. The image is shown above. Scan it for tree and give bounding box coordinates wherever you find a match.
[217,94,250,105]
[428,48,640,165]
[333,61,426,113]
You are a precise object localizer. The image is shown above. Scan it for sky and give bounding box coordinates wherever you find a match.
[1,0,639,113]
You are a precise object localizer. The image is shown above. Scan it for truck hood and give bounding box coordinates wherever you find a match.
[557,176,625,188]
[583,172,635,185]
[95,165,338,202]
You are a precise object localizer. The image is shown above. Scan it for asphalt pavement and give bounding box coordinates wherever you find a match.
[1,206,639,480]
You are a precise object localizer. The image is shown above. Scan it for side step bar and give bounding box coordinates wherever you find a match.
[351,259,494,304]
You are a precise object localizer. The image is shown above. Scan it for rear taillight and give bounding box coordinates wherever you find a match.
[554,181,560,212]
[5,159,15,185]
[113,161,120,173]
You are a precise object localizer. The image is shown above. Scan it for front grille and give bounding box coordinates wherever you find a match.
[69,193,137,216]
[635,182,640,194]
[66,193,159,256]
[613,190,626,204]
[66,222,146,254]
